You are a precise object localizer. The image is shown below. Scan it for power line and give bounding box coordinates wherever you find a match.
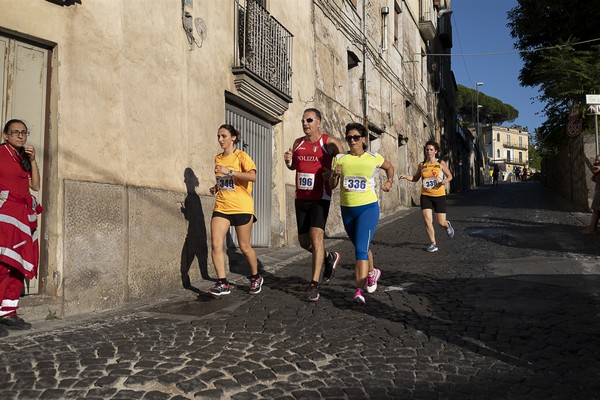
[424,37,600,57]
[451,13,473,87]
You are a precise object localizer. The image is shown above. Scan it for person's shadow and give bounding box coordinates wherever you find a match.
[180,168,210,293]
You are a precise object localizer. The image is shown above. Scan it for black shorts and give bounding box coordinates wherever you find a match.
[212,212,257,227]
[420,194,447,214]
[295,199,331,234]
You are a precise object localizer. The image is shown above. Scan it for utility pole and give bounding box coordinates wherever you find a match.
[476,82,484,182]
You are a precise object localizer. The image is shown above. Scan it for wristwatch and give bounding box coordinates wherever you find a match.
[228,169,234,176]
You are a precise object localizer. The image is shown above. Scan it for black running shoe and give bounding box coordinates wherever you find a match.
[249,276,263,295]
[209,281,231,296]
[305,282,320,301]
[322,251,340,282]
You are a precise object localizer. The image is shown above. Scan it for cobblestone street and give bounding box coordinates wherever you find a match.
[1,181,599,400]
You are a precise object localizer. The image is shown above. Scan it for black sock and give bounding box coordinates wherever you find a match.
[251,273,260,279]
[311,280,319,286]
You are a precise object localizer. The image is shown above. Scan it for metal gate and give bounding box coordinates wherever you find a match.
[225,104,272,247]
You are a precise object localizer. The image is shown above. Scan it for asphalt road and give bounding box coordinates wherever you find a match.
[1,181,599,400]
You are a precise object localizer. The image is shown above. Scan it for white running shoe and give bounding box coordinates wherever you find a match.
[366,268,381,294]
[446,221,455,239]
[426,243,438,253]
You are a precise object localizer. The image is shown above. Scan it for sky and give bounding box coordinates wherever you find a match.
[450,0,545,134]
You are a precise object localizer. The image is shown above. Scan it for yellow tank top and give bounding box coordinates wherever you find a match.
[213,150,256,214]
[420,161,446,197]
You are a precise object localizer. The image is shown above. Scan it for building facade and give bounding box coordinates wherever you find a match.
[484,125,529,175]
[449,122,476,192]
[0,0,456,317]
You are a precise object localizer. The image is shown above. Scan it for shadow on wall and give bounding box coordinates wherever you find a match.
[180,167,210,293]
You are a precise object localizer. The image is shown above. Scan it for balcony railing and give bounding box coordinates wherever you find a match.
[234,0,293,98]
[504,157,528,166]
[503,141,528,150]
[418,1,437,40]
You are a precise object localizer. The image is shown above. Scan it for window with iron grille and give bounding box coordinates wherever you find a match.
[234,0,293,98]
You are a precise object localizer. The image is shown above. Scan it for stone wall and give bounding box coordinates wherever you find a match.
[542,134,598,211]
[62,180,214,316]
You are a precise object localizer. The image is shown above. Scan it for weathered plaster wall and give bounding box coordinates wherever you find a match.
[62,180,216,314]
[1,0,281,315]
[63,180,127,312]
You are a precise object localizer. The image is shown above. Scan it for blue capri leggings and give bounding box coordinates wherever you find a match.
[341,201,380,261]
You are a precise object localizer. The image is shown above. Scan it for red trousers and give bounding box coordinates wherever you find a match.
[0,263,24,317]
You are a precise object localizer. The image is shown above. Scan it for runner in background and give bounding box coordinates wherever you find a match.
[399,140,454,253]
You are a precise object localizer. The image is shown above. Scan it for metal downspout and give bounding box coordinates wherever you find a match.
[362,0,368,134]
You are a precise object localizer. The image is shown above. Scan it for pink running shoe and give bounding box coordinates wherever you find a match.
[366,268,381,294]
[353,288,365,304]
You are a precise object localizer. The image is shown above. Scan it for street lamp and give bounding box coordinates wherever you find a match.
[476,81,484,153]
[475,82,484,183]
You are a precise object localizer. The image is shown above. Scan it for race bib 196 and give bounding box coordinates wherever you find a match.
[343,176,367,192]
[297,172,315,190]
[422,177,439,189]
[217,176,235,191]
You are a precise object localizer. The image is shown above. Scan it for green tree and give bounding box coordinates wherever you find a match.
[507,0,600,153]
[528,143,541,170]
[455,84,519,125]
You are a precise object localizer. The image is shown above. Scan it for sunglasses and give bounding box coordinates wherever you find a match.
[345,135,363,142]
[301,118,315,123]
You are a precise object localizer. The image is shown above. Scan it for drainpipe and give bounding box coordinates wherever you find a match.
[362,0,368,134]
[381,7,389,53]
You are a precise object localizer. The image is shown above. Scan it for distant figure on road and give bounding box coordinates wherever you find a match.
[329,122,394,304]
[521,167,528,182]
[582,155,600,235]
[284,108,343,301]
[492,164,499,186]
[399,140,454,253]
[489,168,493,184]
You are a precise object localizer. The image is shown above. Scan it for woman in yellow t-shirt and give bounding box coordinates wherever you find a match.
[399,140,454,253]
[329,122,394,304]
[208,124,262,296]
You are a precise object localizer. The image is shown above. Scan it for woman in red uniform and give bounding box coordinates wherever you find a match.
[0,119,42,331]
[208,124,262,296]
[399,140,454,253]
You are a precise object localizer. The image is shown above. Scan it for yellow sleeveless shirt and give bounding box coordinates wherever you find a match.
[420,161,446,197]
